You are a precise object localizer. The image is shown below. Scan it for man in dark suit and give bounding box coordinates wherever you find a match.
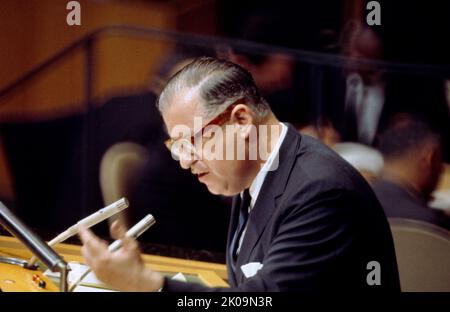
[78,57,400,291]
[372,114,450,231]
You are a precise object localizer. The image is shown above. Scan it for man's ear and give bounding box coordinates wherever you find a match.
[429,144,443,174]
[230,104,254,139]
[419,147,433,170]
[420,144,442,173]
[420,144,443,196]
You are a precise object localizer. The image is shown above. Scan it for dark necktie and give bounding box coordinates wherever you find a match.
[229,189,251,272]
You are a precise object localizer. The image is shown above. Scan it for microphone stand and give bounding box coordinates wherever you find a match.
[0,202,70,292]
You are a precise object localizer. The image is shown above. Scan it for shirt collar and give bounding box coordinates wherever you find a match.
[245,122,288,209]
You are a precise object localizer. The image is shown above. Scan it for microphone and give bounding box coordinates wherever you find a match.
[28,198,129,266]
[68,214,156,291]
[107,214,155,252]
[0,201,66,271]
[0,201,70,291]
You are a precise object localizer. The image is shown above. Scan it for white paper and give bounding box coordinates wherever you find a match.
[44,262,113,291]
[430,190,450,211]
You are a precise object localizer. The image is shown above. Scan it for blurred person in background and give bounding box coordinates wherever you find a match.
[339,21,385,145]
[372,114,450,230]
[220,13,306,127]
[339,2,450,163]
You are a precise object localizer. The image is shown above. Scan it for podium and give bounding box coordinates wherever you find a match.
[0,235,228,291]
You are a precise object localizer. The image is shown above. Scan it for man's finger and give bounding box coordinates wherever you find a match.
[110,220,127,240]
[78,225,108,257]
[78,224,94,243]
[120,234,140,255]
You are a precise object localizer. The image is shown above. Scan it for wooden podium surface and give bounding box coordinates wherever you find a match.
[0,235,228,292]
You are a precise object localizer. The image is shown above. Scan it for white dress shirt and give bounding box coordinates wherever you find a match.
[236,122,288,254]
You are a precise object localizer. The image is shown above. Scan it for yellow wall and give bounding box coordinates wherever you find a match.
[0,0,178,200]
[0,0,177,120]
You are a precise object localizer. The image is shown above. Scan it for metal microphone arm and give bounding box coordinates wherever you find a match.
[0,201,70,292]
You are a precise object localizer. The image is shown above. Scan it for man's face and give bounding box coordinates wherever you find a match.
[162,89,253,196]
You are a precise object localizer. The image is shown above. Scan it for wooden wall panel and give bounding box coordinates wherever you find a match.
[0,0,177,200]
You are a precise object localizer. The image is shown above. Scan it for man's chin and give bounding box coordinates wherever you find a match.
[206,184,222,195]
[207,185,240,197]
[204,182,228,196]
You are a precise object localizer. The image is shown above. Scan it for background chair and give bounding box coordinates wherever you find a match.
[389,218,450,291]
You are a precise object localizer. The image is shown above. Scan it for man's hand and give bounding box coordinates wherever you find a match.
[78,221,164,292]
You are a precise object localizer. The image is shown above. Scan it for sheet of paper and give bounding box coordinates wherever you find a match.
[45,262,190,291]
[430,190,450,211]
[44,262,113,291]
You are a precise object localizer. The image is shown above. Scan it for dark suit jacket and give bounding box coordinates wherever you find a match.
[164,125,400,291]
[372,179,450,231]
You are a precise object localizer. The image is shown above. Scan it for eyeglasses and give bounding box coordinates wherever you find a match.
[164,104,237,159]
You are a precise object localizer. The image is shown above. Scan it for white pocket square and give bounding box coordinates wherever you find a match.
[240,262,263,278]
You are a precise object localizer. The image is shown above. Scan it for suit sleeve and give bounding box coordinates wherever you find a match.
[163,188,356,292]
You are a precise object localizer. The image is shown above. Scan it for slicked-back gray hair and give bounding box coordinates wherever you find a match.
[156,57,270,120]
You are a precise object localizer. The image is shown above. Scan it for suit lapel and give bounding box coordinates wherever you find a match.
[234,125,302,283]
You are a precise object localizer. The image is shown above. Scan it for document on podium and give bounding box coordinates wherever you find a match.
[44,262,118,292]
[44,262,190,292]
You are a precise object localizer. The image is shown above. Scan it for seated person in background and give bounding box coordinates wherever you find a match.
[298,118,341,147]
[372,114,450,230]
[339,20,385,145]
[79,57,399,292]
[219,14,309,127]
